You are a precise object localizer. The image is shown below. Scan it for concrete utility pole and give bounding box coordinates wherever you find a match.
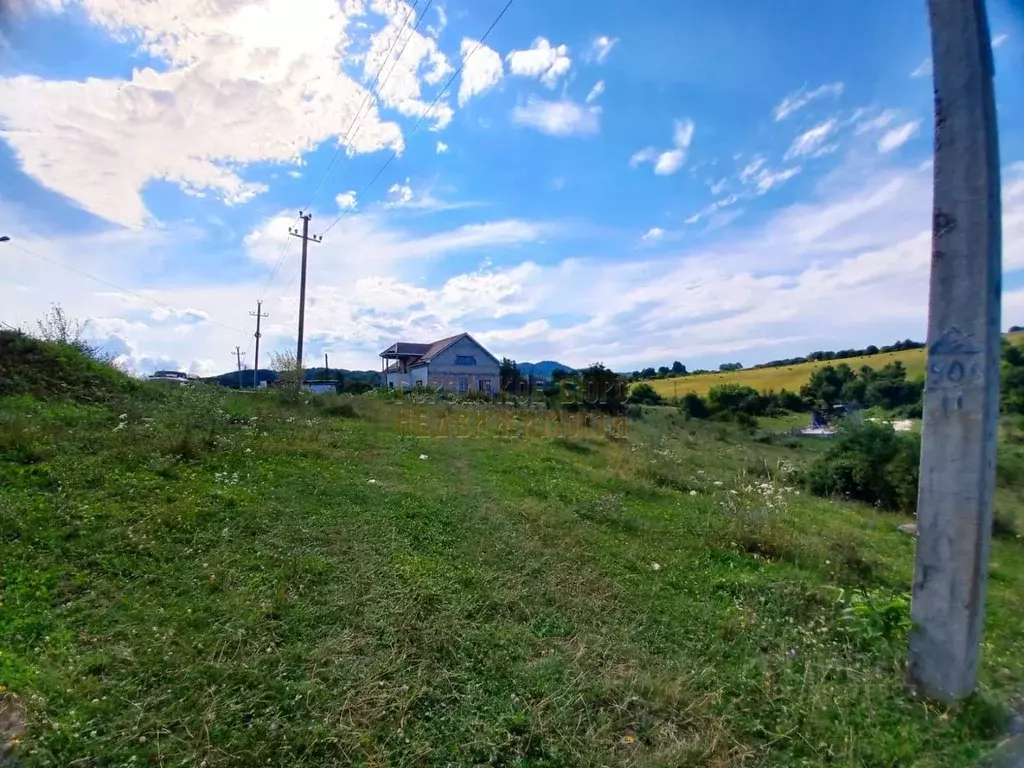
[249,300,269,389]
[289,211,322,373]
[232,346,246,389]
[908,0,1002,702]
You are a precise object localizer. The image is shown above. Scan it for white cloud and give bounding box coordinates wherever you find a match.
[992,33,1008,49]
[362,0,454,128]
[335,190,358,210]
[773,82,844,121]
[911,57,932,79]
[6,161,1024,373]
[630,118,695,175]
[585,80,605,104]
[506,37,572,88]
[855,109,899,134]
[457,37,502,106]
[0,0,414,228]
[511,97,600,137]
[425,4,447,37]
[878,120,920,153]
[642,227,664,241]
[753,166,801,193]
[588,35,618,64]
[288,170,303,179]
[785,118,839,160]
[436,140,448,154]
[386,181,415,207]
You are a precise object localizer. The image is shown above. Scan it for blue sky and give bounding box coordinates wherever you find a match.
[0,0,1022,376]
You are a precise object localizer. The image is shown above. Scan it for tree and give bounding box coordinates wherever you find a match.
[577,362,627,413]
[708,383,767,416]
[719,362,743,372]
[628,382,663,405]
[499,357,520,395]
[671,360,687,375]
[657,365,671,377]
[270,349,302,388]
[800,363,856,409]
[640,367,657,380]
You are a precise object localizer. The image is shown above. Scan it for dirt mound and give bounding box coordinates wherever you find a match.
[0,330,136,403]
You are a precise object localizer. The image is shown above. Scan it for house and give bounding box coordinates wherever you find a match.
[379,333,501,394]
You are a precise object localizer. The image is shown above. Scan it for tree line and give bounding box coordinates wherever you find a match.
[625,338,927,382]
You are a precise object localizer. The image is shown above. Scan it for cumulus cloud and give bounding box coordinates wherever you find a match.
[641,227,664,241]
[0,0,451,228]
[505,37,572,88]
[630,119,695,175]
[773,82,844,121]
[878,120,920,153]
[6,161,1024,372]
[457,37,502,105]
[436,140,448,154]
[386,181,415,207]
[511,97,600,137]
[335,190,358,210]
[585,80,604,104]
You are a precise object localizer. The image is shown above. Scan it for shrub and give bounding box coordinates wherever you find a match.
[807,420,920,512]
[679,392,711,419]
[993,509,1019,540]
[628,382,663,406]
[708,383,766,416]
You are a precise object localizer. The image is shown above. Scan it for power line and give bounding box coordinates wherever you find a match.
[302,0,424,213]
[257,0,424,301]
[317,0,516,239]
[7,241,246,335]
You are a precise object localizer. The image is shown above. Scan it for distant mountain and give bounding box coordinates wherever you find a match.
[203,368,380,389]
[517,360,575,379]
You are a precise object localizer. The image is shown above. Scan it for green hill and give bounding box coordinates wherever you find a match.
[0,330,136,403]
[2,342,1024,765]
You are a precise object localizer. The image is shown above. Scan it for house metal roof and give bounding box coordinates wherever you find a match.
[380,333,501,369]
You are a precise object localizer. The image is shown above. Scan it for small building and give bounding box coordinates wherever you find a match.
[379,333,500,394]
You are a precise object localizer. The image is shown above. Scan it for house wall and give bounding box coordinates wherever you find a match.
[384,366,429,389]
[426,336,500,393]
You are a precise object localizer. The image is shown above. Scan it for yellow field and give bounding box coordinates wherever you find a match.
[647,332,1024,399]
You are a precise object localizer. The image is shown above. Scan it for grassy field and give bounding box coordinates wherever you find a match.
[2,342,1024,765]
[646,332,1024,399]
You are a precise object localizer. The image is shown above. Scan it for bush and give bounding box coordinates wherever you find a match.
[628,382,662,405]
[679,392,711,419]
[807,420,920,512]
[708,383,767,416]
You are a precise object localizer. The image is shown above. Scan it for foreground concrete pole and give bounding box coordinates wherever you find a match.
[908,0,1002,702]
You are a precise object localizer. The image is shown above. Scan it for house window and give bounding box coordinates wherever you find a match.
[458,377,467,392]
[455,355,476,366]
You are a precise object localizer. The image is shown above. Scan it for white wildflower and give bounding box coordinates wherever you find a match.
[368,479,377,484]
[713,481,724,487]
[651,563,662,572]
[419,454,428,460]
[689,490,698,496]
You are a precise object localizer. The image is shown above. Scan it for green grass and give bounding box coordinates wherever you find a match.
[2,384,1023,766]
[645,331,1024,399]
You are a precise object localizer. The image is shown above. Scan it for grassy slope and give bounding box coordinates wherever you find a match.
[2,384,1023,766]
[647,331,1024,399]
